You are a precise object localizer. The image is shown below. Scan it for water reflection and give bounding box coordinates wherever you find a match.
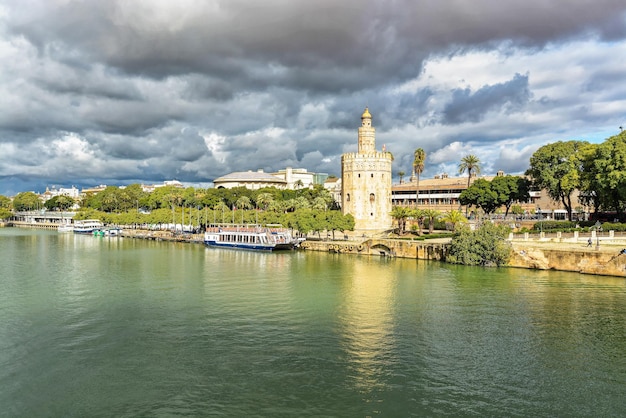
[336,258,398,401]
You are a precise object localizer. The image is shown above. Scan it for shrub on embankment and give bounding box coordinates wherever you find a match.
[448,222,511,267]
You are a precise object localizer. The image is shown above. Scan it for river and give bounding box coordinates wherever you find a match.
[0,228,624,417]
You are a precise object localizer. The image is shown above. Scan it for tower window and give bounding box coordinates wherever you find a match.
[347,193,351,202]
[370,193,375,202]
[371,174,374,178]
[358,174,361,178]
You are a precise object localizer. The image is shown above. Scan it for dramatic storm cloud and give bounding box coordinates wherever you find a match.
[1,0,625,195]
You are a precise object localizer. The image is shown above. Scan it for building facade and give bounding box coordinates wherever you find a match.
[213,169,288,190]
[213,167,328,191]
[341,108,393,232]
[391,172,586,220]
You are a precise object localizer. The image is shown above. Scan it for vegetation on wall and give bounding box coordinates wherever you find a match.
[448,222,511,267]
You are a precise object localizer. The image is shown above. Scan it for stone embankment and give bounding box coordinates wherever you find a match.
[508,240,626,277]
[303,233,626,278]
[12,224,619,278]
[121,229,204,243]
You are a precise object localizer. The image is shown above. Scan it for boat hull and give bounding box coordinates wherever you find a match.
[204,240,278,251]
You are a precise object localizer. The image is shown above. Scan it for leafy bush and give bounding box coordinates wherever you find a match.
[599,222,626,232]
[448,222,512,267]
[532,221,576,231]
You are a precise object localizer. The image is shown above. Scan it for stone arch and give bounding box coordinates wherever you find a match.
[370,243,393,257]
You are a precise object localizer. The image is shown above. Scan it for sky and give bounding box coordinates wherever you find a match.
[1,0,625,196]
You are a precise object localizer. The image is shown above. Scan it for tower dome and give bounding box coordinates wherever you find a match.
[361,107,372,119]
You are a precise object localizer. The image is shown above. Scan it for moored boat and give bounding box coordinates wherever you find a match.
[73,219,103,234]
[93,227,123,237]
[57,223,74,233]
[203,224,300,251]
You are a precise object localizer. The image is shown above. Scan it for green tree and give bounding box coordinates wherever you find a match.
[459,178,499,215]
[0,196,12,220]
[526,140,589,221]
[413,148,426,206]
[292,196,310,210]
[256,193,274,210]
[44,195,75,211]
[289,209,316,236]
[458,154,482,188]
[490,175,531,217]
[448,222,511,266]
[235,195,252,210]
[13,192,40,211]
[0,208,11,220]
[326,210,354,239]
[579,143,601,215]
[397,170,405,184]
[587,131,626,215]
[311,196,328,211]
[0,195,11,209]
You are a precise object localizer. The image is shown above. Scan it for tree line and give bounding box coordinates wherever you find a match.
[4,184,355,237]
[395,130,626,221]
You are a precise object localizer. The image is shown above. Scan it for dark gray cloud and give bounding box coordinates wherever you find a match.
[443,74,531,124]
[1,0,625,195]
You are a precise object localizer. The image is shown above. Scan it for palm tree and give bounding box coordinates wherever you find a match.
[235,196,252,210]
[390,205,411,235]
[458,154,482,188]
[413,148,426,207]
[397,170,405,184]
[422,209,440,234]
[411,208,425,236]
[441,210,468,231]
[255,193,274,210]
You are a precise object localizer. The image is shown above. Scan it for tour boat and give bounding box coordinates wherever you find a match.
[73,219,104,234]
[203,224,300,251]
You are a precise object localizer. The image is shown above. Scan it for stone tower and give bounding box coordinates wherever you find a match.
[341,108,393,233]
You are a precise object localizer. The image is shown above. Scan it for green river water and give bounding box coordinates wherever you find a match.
[0,228,624,417]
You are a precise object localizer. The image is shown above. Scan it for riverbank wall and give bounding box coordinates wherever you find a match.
[8,223,625,277]
[121,229,626,277]
[508,242,626,277]
[303,237,626,278]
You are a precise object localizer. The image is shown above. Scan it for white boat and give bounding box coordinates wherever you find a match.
[57,223,74,233]
[203,224,300,251]
[73,219,103,234]
[93,227,123,237]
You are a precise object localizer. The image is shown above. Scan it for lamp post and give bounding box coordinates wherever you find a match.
[595,220,601,250]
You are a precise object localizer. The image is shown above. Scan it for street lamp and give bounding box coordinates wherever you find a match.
[594,220,601,250]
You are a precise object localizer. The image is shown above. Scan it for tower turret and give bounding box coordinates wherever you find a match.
[358,107,376,153]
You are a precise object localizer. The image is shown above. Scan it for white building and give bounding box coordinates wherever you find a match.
[41,186,81,201]
[213,169,287,189]
[214,167,327,190]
